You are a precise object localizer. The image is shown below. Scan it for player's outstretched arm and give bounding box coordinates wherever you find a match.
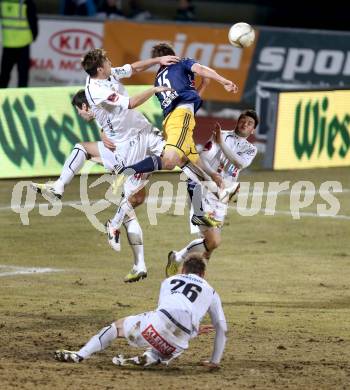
[206,292,227,367]
[131,56,180,73]
[209,319,227,367]
[129,86,172,109]
[191,63,238,93]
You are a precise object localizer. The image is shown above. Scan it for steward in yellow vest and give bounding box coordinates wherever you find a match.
[0,0,38,87]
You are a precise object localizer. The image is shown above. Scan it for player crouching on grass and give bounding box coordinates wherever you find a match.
[54,254,227,369]
[166,110,258,277]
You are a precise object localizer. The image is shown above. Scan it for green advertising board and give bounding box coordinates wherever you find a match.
[0,86,164,178]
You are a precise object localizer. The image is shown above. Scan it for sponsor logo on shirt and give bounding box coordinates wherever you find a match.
[246,147,256,156]
[107,93,119,102]
[204,141,213,151]
[161,91,179,108]
[141,324,176,356]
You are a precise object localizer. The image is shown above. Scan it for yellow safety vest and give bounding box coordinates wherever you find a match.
[0,0,33,48]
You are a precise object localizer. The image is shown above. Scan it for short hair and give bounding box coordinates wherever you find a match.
[238,109,259,128]
[81,48,108,77]
[71,89,89,109]
[182,253,206,276]
[151,42,176,58]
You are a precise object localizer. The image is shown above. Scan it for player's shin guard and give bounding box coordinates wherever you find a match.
[77,323,118,359]
[123,215,146,272]
[175,238,208,262]
[54,144,88,193]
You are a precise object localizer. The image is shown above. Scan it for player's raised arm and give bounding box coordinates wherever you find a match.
[191,63,238,93]
[131,55,180,73]
[214,121,257,169]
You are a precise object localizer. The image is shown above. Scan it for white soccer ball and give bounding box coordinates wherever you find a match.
[228,22,255,48]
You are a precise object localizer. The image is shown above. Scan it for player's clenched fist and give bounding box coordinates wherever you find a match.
[223,80,238,93]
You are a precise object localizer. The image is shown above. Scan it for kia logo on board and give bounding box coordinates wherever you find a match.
[49,29,103,57]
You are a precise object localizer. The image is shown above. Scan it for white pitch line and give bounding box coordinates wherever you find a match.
[2,187,350,211]
[0,265,62,277]
[2,194,350,221]
[233,207,350,220]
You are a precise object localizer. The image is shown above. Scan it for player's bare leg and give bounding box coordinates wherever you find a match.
[166,228,221,276]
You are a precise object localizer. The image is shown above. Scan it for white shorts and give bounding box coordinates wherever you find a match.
[189,180,239,234]
[98,126,164,198]
[123,311,188,360]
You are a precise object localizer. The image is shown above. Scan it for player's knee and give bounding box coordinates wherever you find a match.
[129,191,145,207]
[75,143,90,159]
[161,156,176,170]
[205,236,221,251]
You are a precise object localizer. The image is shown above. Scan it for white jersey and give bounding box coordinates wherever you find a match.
[157,273,226,337]
[85,64,152,143]
[201,130,257,183]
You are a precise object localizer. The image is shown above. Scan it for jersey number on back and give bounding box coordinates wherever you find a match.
[170,279,202,303]
[157,70,172,99]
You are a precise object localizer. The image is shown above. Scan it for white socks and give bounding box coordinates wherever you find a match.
[175,238,207,263]
[77,323,118,359]
[111,197,134,230]
[54,144,88,194]
[123,216,146,272]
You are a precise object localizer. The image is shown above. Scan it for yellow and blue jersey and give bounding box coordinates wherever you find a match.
[154,58,202,118]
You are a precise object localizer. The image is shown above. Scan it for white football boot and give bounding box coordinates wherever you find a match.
[105,219,121,252]
[54,350,83,363]
[30,182,62,201]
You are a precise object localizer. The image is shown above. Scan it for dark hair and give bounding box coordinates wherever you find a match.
[182,254,206,276]
[81,48,108,77]
[238,109,259,128]
[151,42,176,58]
[71,89,89,109]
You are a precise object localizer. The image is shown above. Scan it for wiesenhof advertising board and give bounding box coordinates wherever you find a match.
[0,85,162,178]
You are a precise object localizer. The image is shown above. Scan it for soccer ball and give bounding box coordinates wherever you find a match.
[228,22,255,48]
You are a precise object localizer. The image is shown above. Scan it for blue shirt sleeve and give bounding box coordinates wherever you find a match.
[181,58,197,72]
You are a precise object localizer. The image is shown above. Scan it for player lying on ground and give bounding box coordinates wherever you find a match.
[166,110,258,277]
[54,255,227,369]
[31,78,170,283]
[113,42,239,227]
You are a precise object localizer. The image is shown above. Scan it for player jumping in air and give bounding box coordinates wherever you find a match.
[31,49,177,282]
[166,110,258,276]
[114,42,238,227]
[54,255,227,369]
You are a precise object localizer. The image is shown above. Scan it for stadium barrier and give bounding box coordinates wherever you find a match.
[103,20,256,103]
[261,87,350,169]
[0,86,162,178]
[2,17,350,105]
